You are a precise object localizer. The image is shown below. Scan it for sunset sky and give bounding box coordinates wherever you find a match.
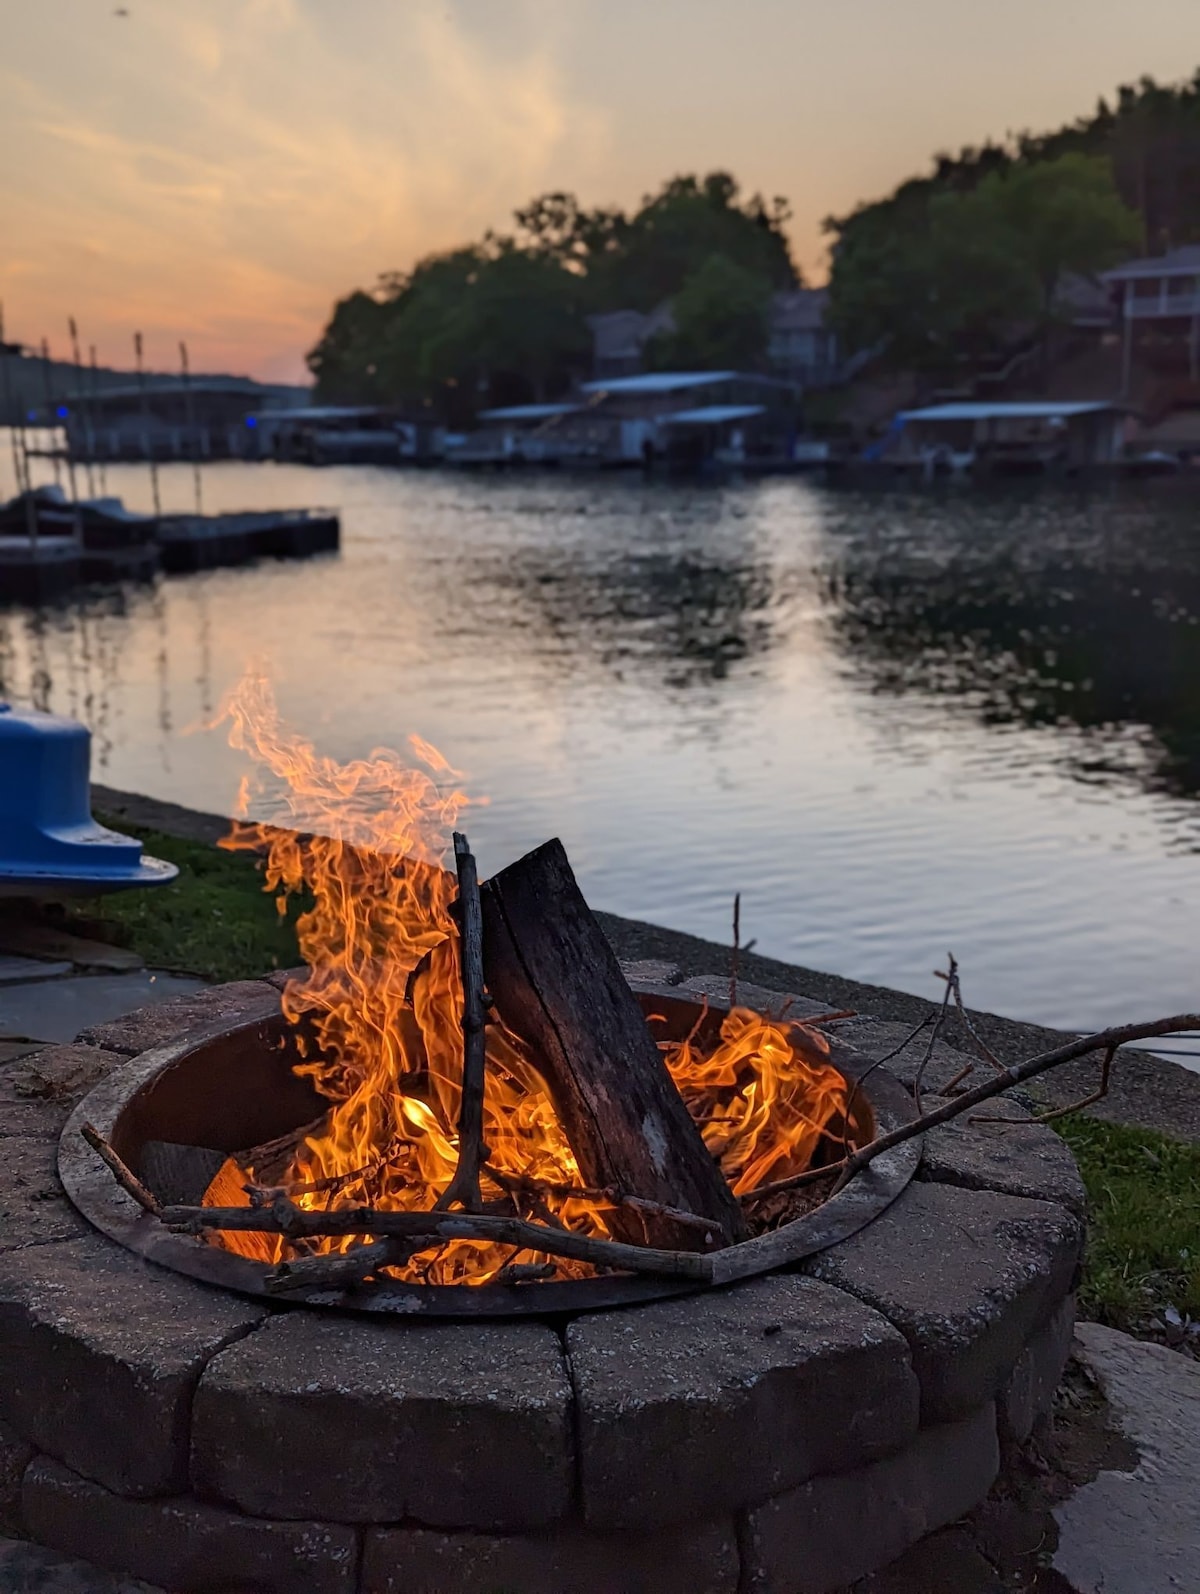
[4,0,1199,383]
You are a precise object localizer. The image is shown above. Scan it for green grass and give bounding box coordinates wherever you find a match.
[82,820,303,983]
[1057,1114,1200,1333]
[78,824,1200,1339]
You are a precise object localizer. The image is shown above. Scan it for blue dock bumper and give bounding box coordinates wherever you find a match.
[0,702,178,896]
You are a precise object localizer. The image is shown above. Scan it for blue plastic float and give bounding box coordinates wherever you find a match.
[0,702,178,896]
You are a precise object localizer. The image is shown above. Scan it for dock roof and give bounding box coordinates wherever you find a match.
[899,401,1117,422]
[478,403,580,421]
[661,404,767,425]
[579,371,737,396]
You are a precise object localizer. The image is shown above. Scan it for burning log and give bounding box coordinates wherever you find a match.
[434,831,488,1214]
[480,839,747,1250]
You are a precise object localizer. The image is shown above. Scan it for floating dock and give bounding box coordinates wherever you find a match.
[155,509,340,572]
[0,489,340,604]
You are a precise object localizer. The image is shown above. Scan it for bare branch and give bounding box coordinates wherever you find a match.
[160,1193,714,1281]
[81,1123,161,1216]
[972,1045,1115,1126]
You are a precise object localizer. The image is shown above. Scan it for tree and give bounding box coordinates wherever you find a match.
[982,154,1141,318]
[306,290,391,402]
[646,254,773,371]
[603,173,797,310]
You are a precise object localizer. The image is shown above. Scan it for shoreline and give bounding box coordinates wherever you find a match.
[92,783,1200,1142]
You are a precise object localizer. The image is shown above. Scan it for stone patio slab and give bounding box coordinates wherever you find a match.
[1053,1323,1200,1594]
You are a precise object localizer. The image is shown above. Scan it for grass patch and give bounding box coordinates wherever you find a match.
[81,820,303,983]
[1057,1114,1200,1334]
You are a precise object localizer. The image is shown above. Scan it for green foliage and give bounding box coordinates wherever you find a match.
[1057,1115,1200,1332]
[647,254,773,371]
[828,71,1199,360]
[83,823,303,983]
[308,171,797,409]
[828,151,1139,362]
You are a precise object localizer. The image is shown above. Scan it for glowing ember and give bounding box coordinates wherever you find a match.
[205,671,858,1284]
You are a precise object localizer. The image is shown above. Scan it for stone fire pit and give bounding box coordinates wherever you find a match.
[0,966,1086,1594]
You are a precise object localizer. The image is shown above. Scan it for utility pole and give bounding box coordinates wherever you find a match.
[0,302,26,494]
[179,340,203,514]
[88,346,108,496]
[68,316,96,499]
[133,331,161,517]
[39,338,63,489]
[0,303,37,550]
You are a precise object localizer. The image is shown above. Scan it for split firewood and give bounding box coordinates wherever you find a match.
[480,838,747,1249]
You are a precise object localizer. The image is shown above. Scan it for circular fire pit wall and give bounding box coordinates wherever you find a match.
[0,972,1086,1594]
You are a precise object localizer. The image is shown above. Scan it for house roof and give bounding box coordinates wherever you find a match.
[660,404,767,426]
[478,403,580,422]
[770,288,830,332]
[899,401,1117,422]
[1102,245,1200,283]
[580,370,738,396]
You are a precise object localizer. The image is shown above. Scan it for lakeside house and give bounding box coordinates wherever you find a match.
[1103,245,1200,390]
[587,289,842,388]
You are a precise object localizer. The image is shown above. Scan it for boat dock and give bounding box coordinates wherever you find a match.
[0,488,340,604]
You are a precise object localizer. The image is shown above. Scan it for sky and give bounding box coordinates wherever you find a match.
[3,0,1199,383]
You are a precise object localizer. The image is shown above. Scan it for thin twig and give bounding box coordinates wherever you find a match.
[435,831,488,1214]
[264,1238,400,1294]
[972,1045,1115,1126]
[482,1162,721,1239]
[80,1123,161,1216]
[730,892,741,1008]
[941,1061,976,1095]
[839,1011,935,1164]
[160,1193,714,1281]
[946,963,1007,1075]
[739,1157,847,1204]
[913,955,958,1115]
[829,1016,1200,1197]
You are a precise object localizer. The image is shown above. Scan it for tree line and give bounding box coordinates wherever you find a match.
[308,174,797,418]
[309,70,1200,410]
[826,71,1200,365]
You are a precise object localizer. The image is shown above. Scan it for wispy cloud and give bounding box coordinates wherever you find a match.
[0,0,610,379]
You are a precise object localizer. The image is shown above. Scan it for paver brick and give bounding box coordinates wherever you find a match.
[361,1517,739,1594]
[919,1094,1086,1216]
[741,1403,1000,1594]
[75,981,279,1055]
[0,1235,264,1496]
[22,1457,357,1594]
[568,1275,919,1530]
[806,1181,1082,1422]
[998,1293,1075,1444]
[193,1311,573,1530]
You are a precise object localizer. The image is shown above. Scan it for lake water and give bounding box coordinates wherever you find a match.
[2,446,1199,1057]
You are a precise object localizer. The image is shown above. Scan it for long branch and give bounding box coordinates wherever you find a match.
[830,1013,1200,1194]
[159,1192,713,1281]
[435,831,488,1213]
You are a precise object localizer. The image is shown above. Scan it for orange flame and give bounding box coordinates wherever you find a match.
[206,672,857,1283]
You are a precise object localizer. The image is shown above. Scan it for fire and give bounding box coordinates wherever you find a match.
[206,672,857,1284]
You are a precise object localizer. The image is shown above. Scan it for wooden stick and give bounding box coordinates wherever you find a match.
[482,1163,724,1243]
[265,1238,401,1294]
[80,1123,162,1215]
[435,831,488,1214]
[160,1193,714,1281]
[730,892,741,1008]
[830,1015,1200,1196]
[972,1044,1115,1126]
[912,957,956,1115]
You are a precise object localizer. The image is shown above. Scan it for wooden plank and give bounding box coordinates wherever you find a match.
[479,838,746,1250]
